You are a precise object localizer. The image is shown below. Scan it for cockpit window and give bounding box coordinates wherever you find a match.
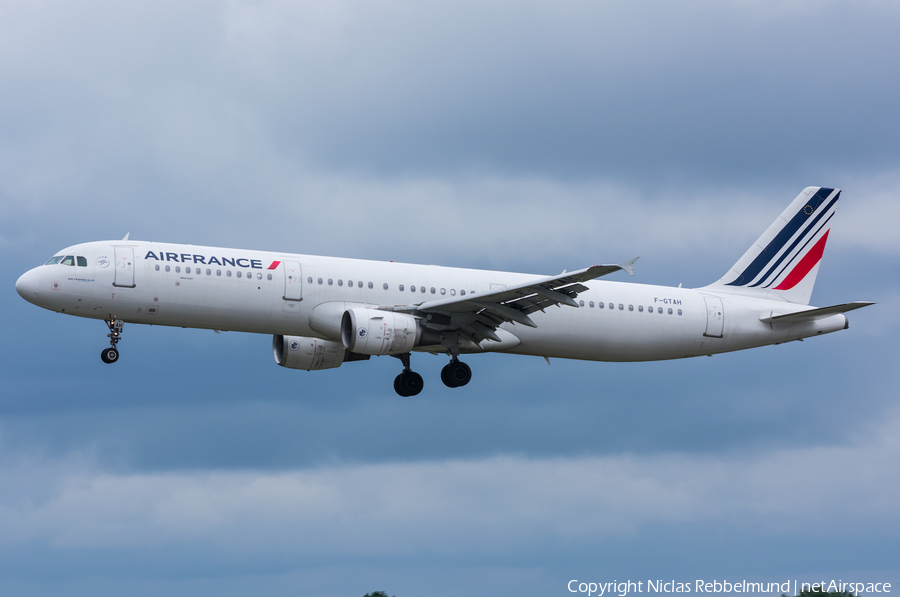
[61,256,75,266]
[45,256,64,265]
[77,256,87,267]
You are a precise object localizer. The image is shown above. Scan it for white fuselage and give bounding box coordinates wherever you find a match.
[16,240,849,362]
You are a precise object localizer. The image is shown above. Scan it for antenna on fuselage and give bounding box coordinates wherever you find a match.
[122,233,130,241]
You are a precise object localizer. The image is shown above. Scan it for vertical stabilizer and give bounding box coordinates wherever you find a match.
[704,187,840,305]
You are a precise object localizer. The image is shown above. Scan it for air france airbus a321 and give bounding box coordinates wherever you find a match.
[16,187,873,396]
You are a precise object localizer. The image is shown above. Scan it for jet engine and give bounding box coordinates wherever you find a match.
[273,335,369,371]
[341,308,442,355]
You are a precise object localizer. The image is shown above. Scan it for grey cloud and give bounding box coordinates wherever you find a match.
[2,410,899,555]
[3,0,900,193]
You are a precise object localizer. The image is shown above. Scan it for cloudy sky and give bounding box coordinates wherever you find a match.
[2,1,899,595]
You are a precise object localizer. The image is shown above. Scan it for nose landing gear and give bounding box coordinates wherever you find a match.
[393,353,424,397]
[101,318,124,364]
[441,358,472,388]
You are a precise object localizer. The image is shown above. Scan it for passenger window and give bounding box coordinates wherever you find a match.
[638,305,643,312]
[628,304,634,311]
[165,265,171,272]
[176,266,181,273]
[77,256,87,267]
[399,284,405,291]
[368,282,373,289]
[308,277,313,284]
[579,300,584,307]
[338,279,343,286]
[657,307,663,313]
[410,285,416,292]
[460,290,466,296]
[348,280,353,287]
[441,288,446,295]
[257,273,262,280]
[421,286,426,293]
[216,269,221,276]
[266,273,272,280]
[61,256,75,266]
[155,264,160,271]
[598,302,604,309]
[431,287,436,294]
[328,279,333,285]
[44,256,64,265]
[237,271,242,278]
[383,283,388,290]
[359,281,363,288]
[226,270,232,277]
[318,278,323,285]
[450,289,456,296]
[589,301,594,308]
[678,309,683,315]
[207,269,212,276]
[618,304,624,310]
[668,308,673,315]
[186,267,192,274]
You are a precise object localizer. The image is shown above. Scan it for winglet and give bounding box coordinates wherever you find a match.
[122,233,130,241]
[617,256,639,277]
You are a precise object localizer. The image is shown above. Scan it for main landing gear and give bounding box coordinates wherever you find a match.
[393,353,424,397]
[441,357,471,388]
[100,318,124,364]
[391,353,473,396]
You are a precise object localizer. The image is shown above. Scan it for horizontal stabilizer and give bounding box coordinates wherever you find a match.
[759,301,874,324]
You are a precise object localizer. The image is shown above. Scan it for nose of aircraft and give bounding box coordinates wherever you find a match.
[16,268,40,304]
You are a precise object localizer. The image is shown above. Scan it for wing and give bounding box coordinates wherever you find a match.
[404,258,638,346]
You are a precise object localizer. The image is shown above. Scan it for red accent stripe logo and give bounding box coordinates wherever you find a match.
[774,230,829,290]
[267,261,281,270]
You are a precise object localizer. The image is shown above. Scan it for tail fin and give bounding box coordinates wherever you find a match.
[704,186,840,305]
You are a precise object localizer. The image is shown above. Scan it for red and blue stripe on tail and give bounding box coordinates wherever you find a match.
[707,187,840,305]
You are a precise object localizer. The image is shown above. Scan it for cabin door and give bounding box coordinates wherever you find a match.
[703,296,724,338]
[113,247,136,288]
[283,260,303,301]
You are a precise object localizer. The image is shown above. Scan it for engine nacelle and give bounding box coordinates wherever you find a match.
[341,308,441,355]
[273,335,348,371]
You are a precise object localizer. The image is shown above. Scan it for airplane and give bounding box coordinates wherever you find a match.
[15,186,873,396]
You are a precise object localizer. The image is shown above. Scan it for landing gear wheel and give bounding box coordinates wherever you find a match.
[391,352,423,396]
[442,360,471,388]
[394,371,424,397]
[101,347,119,364]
